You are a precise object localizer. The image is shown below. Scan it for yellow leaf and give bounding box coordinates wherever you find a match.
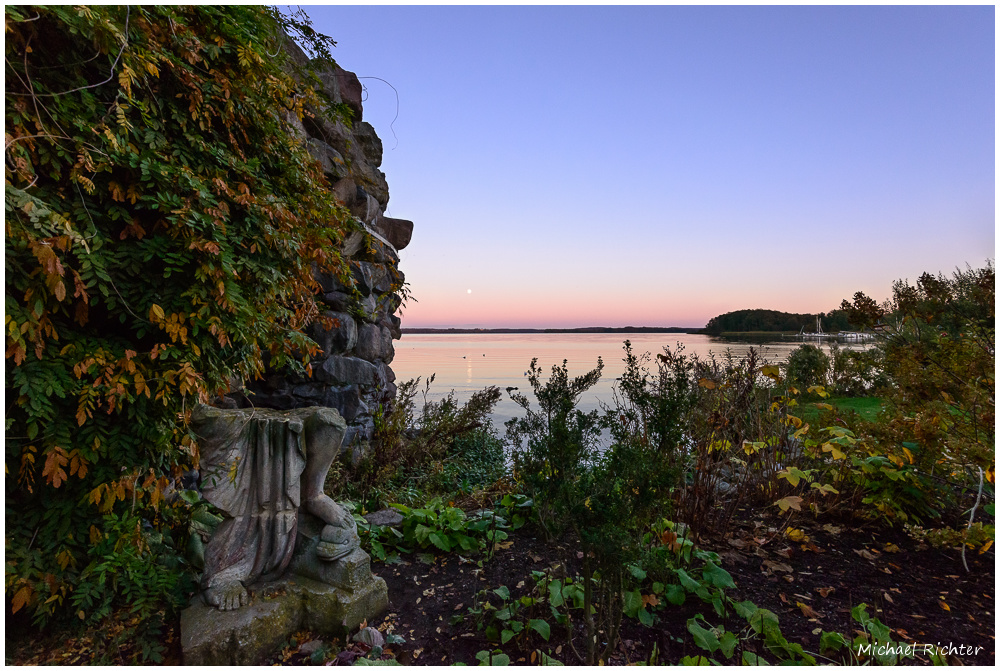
[821,443,846,460]
[149,304,165,322]
[980,540,993,554]
[698,378,716,390]
[938,600,950,612]
[785,527,807,542]
[761,365,781,379]
[11,585,32,614]
[814,403,833,411]
[775,495,803,512]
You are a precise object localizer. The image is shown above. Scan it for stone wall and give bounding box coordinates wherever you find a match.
[233,42,412,449]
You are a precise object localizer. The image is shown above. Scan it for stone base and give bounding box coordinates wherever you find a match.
[181,575,387,665]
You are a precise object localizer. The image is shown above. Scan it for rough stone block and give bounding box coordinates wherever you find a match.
[310,311,358,356]
[320,385,362,422]
[180,574,387,666]
[354,323,382,362]
[181,585,301,666]
[318,356,378,386]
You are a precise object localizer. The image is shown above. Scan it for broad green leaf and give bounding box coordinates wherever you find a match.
[687,617,720,653]
[527,618,551,641]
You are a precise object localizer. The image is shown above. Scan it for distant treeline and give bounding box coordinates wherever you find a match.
[703,309,853,335]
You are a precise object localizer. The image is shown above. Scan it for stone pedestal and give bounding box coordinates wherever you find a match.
[181,573,388,665]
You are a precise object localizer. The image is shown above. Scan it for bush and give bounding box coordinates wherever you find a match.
[784,344,830,390]
[344,377,502,508]
[827,343,888,397]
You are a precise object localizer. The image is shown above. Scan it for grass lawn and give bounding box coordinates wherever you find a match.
[799,396,885,423]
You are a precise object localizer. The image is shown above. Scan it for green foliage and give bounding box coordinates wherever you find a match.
[827,342,888,396]
[784,344,830,390]
[703,308,852,335]
[350,376,502,508]
[906,521,995,550]
[841,263,994,476]
[5,4,351,638]
[356,498,509,562]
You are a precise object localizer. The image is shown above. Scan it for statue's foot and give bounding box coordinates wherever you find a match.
[304,494,350,528]
[316,522,359,562]
[203,581,249,611]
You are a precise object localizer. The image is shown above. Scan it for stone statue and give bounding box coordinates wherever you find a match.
[190,405,361,610]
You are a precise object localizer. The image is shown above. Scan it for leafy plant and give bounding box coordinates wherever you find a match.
[355,497,509,561]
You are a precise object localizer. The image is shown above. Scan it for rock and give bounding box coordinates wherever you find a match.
[321,385,362,422]
[322,290,352,312]
[352,121,383,168]
[314,63,364,121]
[318,356,378,386]
[298,640,324,656]
[362,508,404,528]
[181,575,387,665]
[387,315,401,340]
[374,240,399,265]
[351,262,375,297]
[359,295,377,322]
[291,384,324,401]
[373,266,393,294]
[377,217,413,251]
[249,393,297,410]
[306,139,348,179]
[309,311,357,355]
[379,327,394,363]
[341,229,366,258]
[314,268,345,294]
[354,323,382,362]
[331,177,358,207]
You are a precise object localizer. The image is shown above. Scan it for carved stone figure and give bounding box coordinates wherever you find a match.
[190,405,361,610]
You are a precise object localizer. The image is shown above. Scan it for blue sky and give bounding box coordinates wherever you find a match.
[300,5,994,328]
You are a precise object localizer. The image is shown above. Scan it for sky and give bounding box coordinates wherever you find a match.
[298,5,994,329]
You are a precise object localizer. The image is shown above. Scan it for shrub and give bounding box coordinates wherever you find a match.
[841,263,994,497]
[784,344,830,390]
[346,377,502,508]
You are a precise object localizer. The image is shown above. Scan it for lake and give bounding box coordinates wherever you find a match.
[391,333,862,428]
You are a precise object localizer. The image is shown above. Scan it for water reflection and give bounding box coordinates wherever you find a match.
[391,333,865,430]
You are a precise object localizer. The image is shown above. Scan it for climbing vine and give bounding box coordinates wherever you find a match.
[5,5,350,633]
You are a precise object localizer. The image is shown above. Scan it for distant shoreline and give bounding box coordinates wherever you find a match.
[401,327,705,335]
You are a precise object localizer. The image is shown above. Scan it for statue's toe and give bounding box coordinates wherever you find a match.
[316,523,359,561]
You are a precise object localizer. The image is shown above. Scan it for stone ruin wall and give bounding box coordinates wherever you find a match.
[231,42,412,450]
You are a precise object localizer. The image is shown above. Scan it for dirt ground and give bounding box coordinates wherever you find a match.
[364,512,994,666]
[6,511,993,666]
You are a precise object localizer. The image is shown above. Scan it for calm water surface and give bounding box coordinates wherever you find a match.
[391,334,859,428]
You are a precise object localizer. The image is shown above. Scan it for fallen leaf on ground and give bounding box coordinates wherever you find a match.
[822,524,842,535]
[775,547,793,559]
[884,543,901,553]
[779,593,789,604]
[883,592,894,604]
[785,528,808,542]
[854,549,877,561]
[763,560,794,573]
[939,600,950,611]
[642,594,660,608]
[797,602,821,618]
[815,587,835,598]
